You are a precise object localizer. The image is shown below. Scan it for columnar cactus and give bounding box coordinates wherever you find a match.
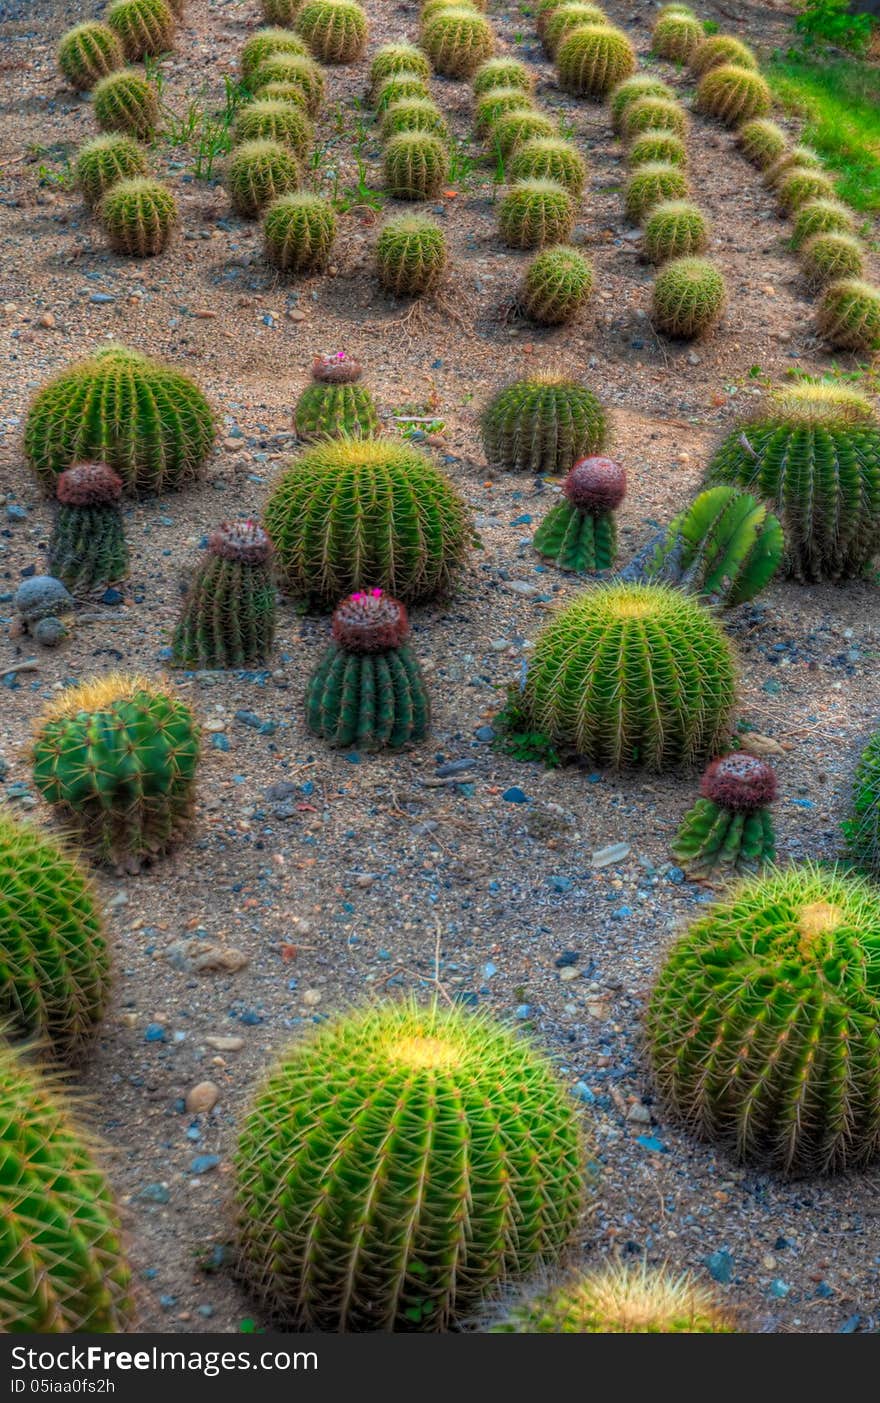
[652,11,703,62]
[422,7,495,78]
[106,0,175,60]
[621,96,688,141]
[532,456,625,571]
[499,179,575,249]
[482,375,607,474]
[557,25,637,98]
[263,191,337,271]
[234,999,586,1329]
[172,521,276,670]
[253,54,325,114]
[736,117,788,170]
[647,864,880,1174]
[510,136,587,198]
[381,97,449,140]
[473,56,534,96]
[652,256,726,339]
[234,99,314,157]
[609,74,673,131]
[264,438,471,604]
[100,176,177,256]
[240,28,310,82]
[521,244,594,324]
[306,590,430,749]
[25,345,215,497]
[369,43,432,100]
[228,139,300,217]
[626,130,687,169]
[818,278,880,356]
[624,162,689,223]
[691,33,756,75]
[93,69,159,139]
[295,0,368,63]
[524,582,736,768]
[0,815,110,1060]
[706,382,880,581]
[383,131,449,200]
[376,214,447,295]
[801,232,864,290]
[0,1042,134,1332]
[58,22,124,91]
[293,353,379,437]
[635,485,783,607]
[671,752,777,878]
[791,197,857,250]
[696,64,772,126]
[844,731,880,875]
[642,199,708,262]
[491,109,557,159]
[49,463,129,592]
[75,133,148,206]
[489,1264,734,1334]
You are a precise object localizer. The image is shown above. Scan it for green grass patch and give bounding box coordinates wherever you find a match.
[766,55,880,213]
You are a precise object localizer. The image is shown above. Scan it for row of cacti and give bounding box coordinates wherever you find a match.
[57,0,179,90]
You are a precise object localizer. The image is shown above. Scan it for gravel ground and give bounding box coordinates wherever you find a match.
[1,0,879,1335]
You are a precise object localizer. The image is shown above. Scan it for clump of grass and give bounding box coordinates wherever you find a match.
[767,55,880,213]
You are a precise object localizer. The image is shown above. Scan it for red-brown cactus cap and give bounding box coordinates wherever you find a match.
[563,457,627,513]
[332,588,410,654]
[701,753,778,812]
[208,520,272,565]
[312,352,362,385]
[56,462,123,507]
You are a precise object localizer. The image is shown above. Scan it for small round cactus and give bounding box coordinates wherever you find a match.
[228,139,300,218]
[557,24,637,98]
[627,130,687,169]
[521,244,594,324]
[0,814,110,1060]
[817,278,880,356]
[499,178,575,249]
[791,197,857,251]
[306,590,430,750]
[696,64,772,127]
[672,752,777,878]
[776,165,835,215]
[100,176,177,256]
[234,999,586,1329]
[763,145,824,189]
[263,191,337,271]
[369,42,432,100]
[472,55,534,96]
[474,85,536,137]
[93,68,159,140]
[33,674,201,872]
[844,731,880,875]
[172,521,276,670]
[652,256,726,339]
[532,455,625,570]
[75,133,147,206]
[489,1264,734,1334]
[652,10,703,62]
[800,232,864,290]
[535,0,588,36]
[544,3,609,58]
[490,108,557,158]
[253,53,325,114]
[381,97,449,141]
[0,1042,134,1332]
[624,161,689,224]
[648,863,880,1175]
[691,33,756,75]
[241,28,310,82]
[383,131,449,200]
[609,74,673,131]
[106,0,175,60]
[261,0,301,19]
[264,437,471,604]
[481,375,607,474]
[234,99,314,157]
[295,0,368,63]
[524,582,736,768]
[49,463,129,592]
[736,117,788,170]
[294,353,379,437]
[58,22,123,91]
[621,95,688,141]
[374,71,431,111]
[510,136,587,198]
[422,7,495,78]
[642,199,708,263]
[376,213,447,295]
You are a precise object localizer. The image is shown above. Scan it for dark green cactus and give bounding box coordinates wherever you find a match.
[0,814,110,1060]
[376,214,447,296]
[488,1263,734,1334]
[706,382,880,581]
[293,352,379,437]
[306,590,430,749]
[647,863,880,1174]
[74,133,148,207]
[0,1041,134,1332]
[383,131,449,200]
[58,22,124,91]
[844,731,880,876]
[671,752,777,878]
[234,998,586,1329]
[49,463,129,592]
[481,375,607,474]
[532,456,625,570]
[25,345,215,497]
[172,521,276,670]
[32,675,201,873]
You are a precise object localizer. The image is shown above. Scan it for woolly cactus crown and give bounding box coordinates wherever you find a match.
[312,351,361,384]
[490,1263,734,1334]
[564,456,626,512]
[331,588,410,653]
[701,753,778,811]
[56,462,123,506]
[766,380,875,427]
[208,520,271,565]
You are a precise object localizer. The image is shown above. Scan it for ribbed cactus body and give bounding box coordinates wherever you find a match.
[642,199,708,263]
[58,22,124,91]
[818,277,880,356]
[672,796,775,877]
[369,43,432,100]
[295,0,368,63]
[25,346,215,497]
[652,256,726,339]
[106,0,175,60]
[50,504,128,592]
[489,1264,734,1333]
[294,381,379,438]
[691,33,756,75]
[844,731,880,875]
[472,56,533,96]
[524,582,736,769]
[801,232,864,289]
[422,7,494,77]
[306,643,429,748]
[532,501,616,571]
[544,3,608,58]
[609,75,673,131]
[240,28,310,81]
[263,192,337,271]
[383,131,449,200]
[499,179,575,249]
[234,99,314,156]
[652,11,703,62]
[510,137,587,198]
[253,54,325,114]
[791,198,856,250]
[75,133,148,206]
[228,139,300,218]
[100,176,177,256]
[0,816,109,1059]
[382,97,448,140]
[642,486,783,607]
[0,1043,133,1332]
[93,69,158,139]
[557,24,636,97]
[706,384,880,581]
[625,161,689,224]
[521,245,594,324]
[621,95,688,141]
[491,109,557,159]
[376,214,447,295]
[172,524,276,670]
[647,864,880,1174]
[736,117,787,170]
[234,1000,586,1330]
[696,63,771,126]
[481,376,607,474]
[33,676,201,872]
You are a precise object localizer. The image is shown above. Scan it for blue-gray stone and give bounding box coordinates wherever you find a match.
[704,1249,733,1284]
[502,786,528,803]
[14,575,72,622]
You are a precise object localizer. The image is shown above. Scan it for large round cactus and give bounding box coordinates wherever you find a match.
[58,21,124,91]
[228,139,300,218]
[106,0,175,60]
[647,864,880,1175]
[33,674,201,873]
[295,0,368,64]
[706,381,880,582]
[818,277,880,356]
[93,68,158,140]
[240,27,310,81]
[172,521,276,670]
[294,352,379,437]
[844,730,880,876]
[556,24,636,98]
[652,256,726,339]
[498,178,575,250]
[99,176,177,256]
[609,74,673,131]
[369,42,432,100]
[24,345,215,497]
[524,582,736,769]
[652,10,703,62]
[510,136,587,198]
[489,1263,734,1333]
[234,999,586,1330]
[481,375,607,474]
[263,191,337,272]
[376,214,448,295]
[696,63,771,126]
[521,244,594,324]
[264,437,471,605]
[253,53,325,114]
[0,1042,133,1332]
[421,7,494,77]
[0,815,109,1059]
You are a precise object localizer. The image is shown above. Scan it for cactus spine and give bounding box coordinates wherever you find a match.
[671,752,778,878]
[172,522,276,670]
[49,464,129,592]
[532,456,625,570]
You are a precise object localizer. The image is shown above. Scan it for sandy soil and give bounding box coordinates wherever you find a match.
[0,0,879,1335]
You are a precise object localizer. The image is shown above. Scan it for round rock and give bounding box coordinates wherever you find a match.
[14,575,73,623]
